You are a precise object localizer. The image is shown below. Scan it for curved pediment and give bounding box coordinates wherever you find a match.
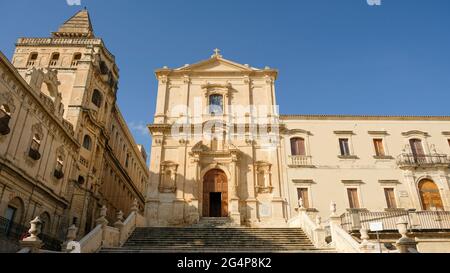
[401,130,430,137]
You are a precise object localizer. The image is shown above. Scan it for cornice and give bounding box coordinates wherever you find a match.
[0,52,80,148]
[280,114,450,121]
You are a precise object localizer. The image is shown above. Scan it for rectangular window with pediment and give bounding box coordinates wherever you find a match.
[373,139,385,156]
[339,138,351,156]
[347,188,360,209]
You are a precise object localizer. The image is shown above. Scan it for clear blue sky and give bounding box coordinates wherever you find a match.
[1,0,450,152]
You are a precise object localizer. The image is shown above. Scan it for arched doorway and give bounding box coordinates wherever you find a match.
[203,169,228,217]
[419,179,444,211]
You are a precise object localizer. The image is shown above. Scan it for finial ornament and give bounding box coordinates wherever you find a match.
[211,48,223,59]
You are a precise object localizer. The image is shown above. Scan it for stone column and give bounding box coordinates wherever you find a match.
[403,170,421,210]
[245,155,258,226]
[0,185,10,216]
[229,157,241,226]
[437,169,450,210]
[395,218,419,253]
[154,74,169,124]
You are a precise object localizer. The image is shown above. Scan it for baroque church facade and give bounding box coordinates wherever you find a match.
[146,50,450,228]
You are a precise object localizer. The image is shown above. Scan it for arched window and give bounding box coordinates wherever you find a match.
[71,53,82,67]
[54,156,64,179]
[28,134,42,160]
[0,104,12,135]
[27,53,38,67]
[83,135,92,150]
[209,94,223,115]
[49,53,60,67]
[5,197,24,228]
[92,89,102,108]
[419,179,444,211]
[125,153,130,168]
[291,138,306,156]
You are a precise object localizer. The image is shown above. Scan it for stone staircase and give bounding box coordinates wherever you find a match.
[100,226,330,253]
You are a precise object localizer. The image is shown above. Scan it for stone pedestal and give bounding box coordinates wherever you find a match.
[245,198,259,226]
[145,199,160,226]
[20,239,44,253]
[229,198,241,226]
[396,237,419,253]
[172,199,185,225]
[271,197,286,223]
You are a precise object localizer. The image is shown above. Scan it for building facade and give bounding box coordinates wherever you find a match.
[0,51,79,243]
[146,50,450,228]
[0,9,149,249]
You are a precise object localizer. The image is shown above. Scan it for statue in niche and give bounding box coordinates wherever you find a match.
[159,161,178,193]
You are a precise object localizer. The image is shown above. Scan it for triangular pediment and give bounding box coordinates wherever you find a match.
[176,57,259,72]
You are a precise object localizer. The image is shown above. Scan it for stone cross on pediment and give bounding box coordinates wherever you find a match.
[211,48,223,58]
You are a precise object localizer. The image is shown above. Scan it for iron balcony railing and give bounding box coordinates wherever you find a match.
[0,216,62,251]
[397,153,450,168]
[340,210,450,233]
[288,155,313,167]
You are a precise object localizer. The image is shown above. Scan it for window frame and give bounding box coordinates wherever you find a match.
[208,94,224,115]
[296,187,310,209]
[91,89,103,108]
[347,188,361,209]
[373,138,386,157]
[49,52,60,67]
[383,187,398,209]
[290,137,307,156]
[339,138,351,156]
[82,135,92,151]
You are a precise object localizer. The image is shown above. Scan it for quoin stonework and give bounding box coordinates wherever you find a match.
[1,9,450,253]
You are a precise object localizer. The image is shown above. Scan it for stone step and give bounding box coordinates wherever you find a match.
[100,227,325,253]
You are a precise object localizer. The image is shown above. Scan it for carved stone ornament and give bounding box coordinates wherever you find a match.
[159,161,179,193]
[255,161,274,194]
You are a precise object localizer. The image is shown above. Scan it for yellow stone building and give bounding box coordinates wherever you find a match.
[0,9,149,251]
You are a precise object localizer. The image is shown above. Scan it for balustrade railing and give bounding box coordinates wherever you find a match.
[288,155,313,167]
[397,153,450,167]
[341,210,450,232]
[0,216,62,251]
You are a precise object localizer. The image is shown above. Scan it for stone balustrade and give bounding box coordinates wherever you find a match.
[18,199,145,253]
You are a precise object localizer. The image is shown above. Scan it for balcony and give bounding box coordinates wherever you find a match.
[288,155,314,168]
[397,153,450,169]
[340,210,450,232]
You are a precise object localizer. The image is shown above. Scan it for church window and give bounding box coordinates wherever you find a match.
[27,53,38,67]
[72,53,82,67]
[28,134,42,160]
[49,53,60,67]
[54,156,64,179]
[209,94,223,115]
[92,89,103,108]
[83,135,92,150]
